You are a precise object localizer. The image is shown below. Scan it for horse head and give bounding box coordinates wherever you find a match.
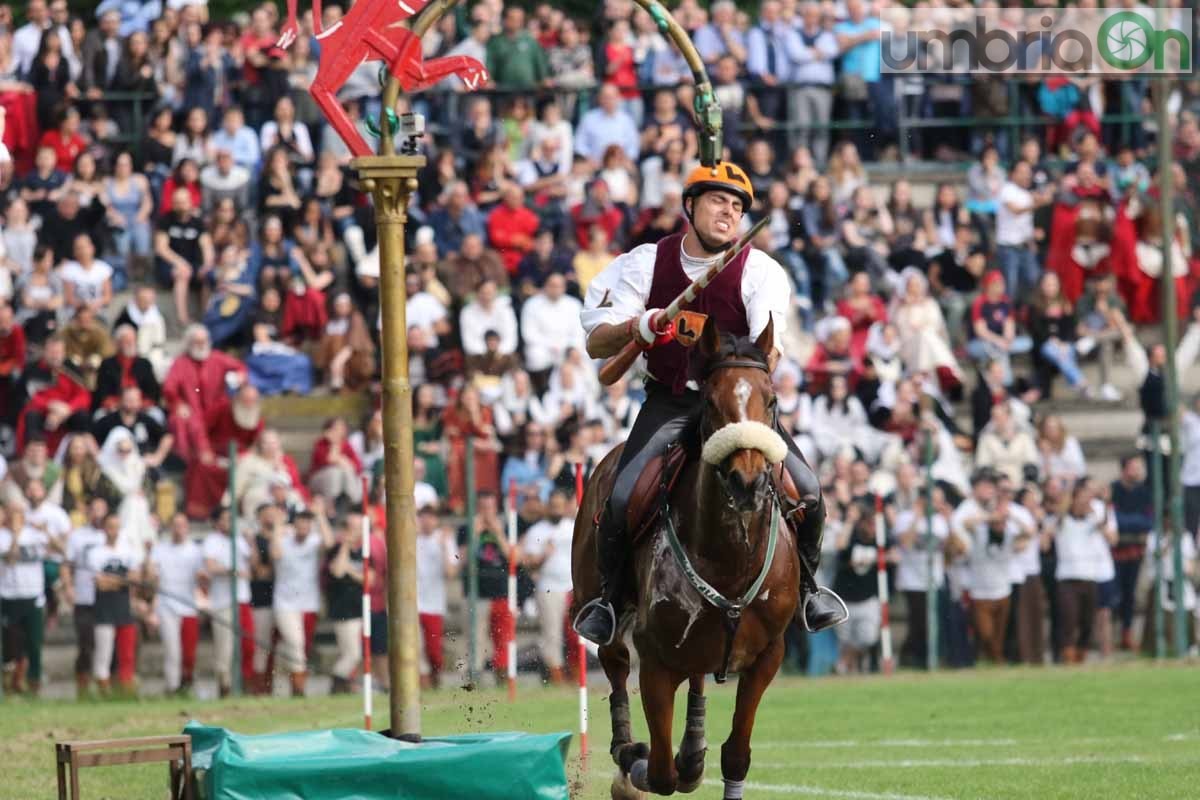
[693,316,788,511]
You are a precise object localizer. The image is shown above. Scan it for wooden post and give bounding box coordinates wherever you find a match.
[1153,33,1187,657]
[923,429,938,672]
[353,154,425,738]
[229,440,240,696]
[465,438,478,687]
[1150,421,1167,660]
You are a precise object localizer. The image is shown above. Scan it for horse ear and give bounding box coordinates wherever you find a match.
[754,315,775,358]
[699,315,721,359]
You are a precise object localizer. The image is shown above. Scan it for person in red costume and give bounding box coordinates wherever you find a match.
[0,303,26,434]
[1109,178,1196,325]
[162,324,247,465]
[836,271,887,366]
[307,417,364,510]
[1046,162,1114,303]
[16,335,91,455]
[183,384,264,520]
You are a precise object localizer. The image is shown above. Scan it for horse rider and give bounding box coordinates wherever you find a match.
[574,161,849,646]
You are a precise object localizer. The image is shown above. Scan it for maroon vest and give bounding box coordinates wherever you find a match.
[645,232,749,394]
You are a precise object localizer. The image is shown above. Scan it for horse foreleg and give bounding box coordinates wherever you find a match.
[601,640,646,800]
[674,675,707,793]
[720,637,785,800]
[599,640,635,760]
[630,658,683,796]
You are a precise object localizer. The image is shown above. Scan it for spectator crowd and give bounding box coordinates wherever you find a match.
[2,0,1200,696]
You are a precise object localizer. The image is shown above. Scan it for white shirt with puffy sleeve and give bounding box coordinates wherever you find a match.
[580,239,791,383]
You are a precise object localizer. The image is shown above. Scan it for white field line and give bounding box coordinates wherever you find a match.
[701,779,955,800]
[754,731,1195,751]
[754,738,1018,750]
[747,755,1153,770]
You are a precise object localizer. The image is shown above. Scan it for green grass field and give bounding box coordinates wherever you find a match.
[4,663,1199,799]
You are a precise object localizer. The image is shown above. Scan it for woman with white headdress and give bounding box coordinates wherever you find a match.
[890,267,962,386]
[97,428,155,552]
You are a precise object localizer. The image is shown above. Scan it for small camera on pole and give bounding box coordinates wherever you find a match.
[399,113,424,155]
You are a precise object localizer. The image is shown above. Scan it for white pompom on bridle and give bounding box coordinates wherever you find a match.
[700,420,788,466]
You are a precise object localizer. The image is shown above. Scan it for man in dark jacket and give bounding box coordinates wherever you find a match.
[92,324,160,415]
[1110,454,1153,651]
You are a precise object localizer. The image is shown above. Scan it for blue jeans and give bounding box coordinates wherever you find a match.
[1039,339,1083,387]
[810,247,848,310]
[966,336,1033,385]
[110,220,151,292]
[805,628,839,677]
[780,249,814,331]
[996,244,1040,302]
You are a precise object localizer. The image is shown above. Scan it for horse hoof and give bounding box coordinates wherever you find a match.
[674,750,706,794]
[610,768,647,800]
[629,759,651,793]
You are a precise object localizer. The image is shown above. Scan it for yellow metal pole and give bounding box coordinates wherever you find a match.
[354,155,425,738]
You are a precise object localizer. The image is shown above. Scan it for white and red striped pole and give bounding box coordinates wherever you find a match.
[874,494,894,675]
[362,476,373,729]
[506,478,518,702]
[574,462,588,764]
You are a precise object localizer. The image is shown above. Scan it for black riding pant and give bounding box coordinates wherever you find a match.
[609,380,823,567]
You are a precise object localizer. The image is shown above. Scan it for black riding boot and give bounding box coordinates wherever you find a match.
[780,446,849,632]
[573,503,627,646]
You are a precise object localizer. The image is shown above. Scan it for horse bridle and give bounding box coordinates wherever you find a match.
[669,354,785,683]
[699,357,780,436]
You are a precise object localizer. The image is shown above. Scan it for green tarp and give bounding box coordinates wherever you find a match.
[185,723,572,800]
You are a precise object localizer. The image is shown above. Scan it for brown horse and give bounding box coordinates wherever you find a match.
[572,317,800,800]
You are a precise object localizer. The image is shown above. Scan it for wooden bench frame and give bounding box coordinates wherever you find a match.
[55,735,193,800]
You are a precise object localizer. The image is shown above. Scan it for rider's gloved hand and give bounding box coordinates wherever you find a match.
[629,309,675,350]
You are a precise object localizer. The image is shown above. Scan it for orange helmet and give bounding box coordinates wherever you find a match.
[682,161,754,210]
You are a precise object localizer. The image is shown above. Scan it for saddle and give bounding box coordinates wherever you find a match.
[622,446,805,547]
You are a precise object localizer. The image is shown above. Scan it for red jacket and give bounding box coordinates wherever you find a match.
[308,437,364,479]
[0,324,26,376]
[38,130,87,173]
[571,202,623,250]
[205,398,264,458]
[487,203,540,275]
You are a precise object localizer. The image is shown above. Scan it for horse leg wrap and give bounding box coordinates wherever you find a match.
[616,742,649,774]
[675,692,708,793]
[723,778,746,800]
[685,691,707,736]
[609,691,632,759]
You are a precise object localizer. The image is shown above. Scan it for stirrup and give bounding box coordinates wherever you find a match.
[801,586,849,633]
[572,598,617,647]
